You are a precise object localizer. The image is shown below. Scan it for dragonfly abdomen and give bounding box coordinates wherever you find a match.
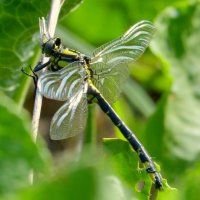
[89,86,163,190]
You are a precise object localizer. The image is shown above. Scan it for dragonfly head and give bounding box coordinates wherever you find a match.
[42,37,62,56]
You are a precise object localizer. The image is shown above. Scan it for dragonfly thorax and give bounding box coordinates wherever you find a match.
[34,37,92,72]
[48,50,89,72]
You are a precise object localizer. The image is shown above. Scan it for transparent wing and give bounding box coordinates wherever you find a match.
[91,61,129,103]
[38,62,85,101]
[50,83,88,140]
[91,20,155,65]
[90,20,155,103]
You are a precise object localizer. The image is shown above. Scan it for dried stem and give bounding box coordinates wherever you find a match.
[30,0,65,184]
[32,0,64,142]
[47,0,65,37]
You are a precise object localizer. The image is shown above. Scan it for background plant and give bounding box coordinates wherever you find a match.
[0,0,200,199]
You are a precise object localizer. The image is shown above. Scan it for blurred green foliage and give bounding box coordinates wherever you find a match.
[0,0,200,199]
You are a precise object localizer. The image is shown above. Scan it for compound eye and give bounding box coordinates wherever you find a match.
[42,39,54,56]
[55,37,61,47]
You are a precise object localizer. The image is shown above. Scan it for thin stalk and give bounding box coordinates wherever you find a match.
[30,0,65,184]
[149,185,158,200]
[84,104,97,150]
[32,0,64,142]
[47,0,65,37]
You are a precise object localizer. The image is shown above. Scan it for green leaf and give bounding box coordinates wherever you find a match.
[180,162,200,200]
[0,1,46,100]
[84,104,97,149]
[146,2,200,177]
[0,92,46,196]
[0,0,82,103]
[113,96,147,141]
[20,167,100,200]
[62,0,187,45]
[144,94,167,158]
[60,0,83,17]
[103,138,153,200]
[123,79,155,117]
[6,152,131,200]
[158,162,200,200]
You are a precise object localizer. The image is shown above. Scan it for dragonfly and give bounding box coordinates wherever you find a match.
[32,20,163,189]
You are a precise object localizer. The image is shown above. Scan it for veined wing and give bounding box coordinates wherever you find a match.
[91,61,129,103]
[38,62,85,101]
[90,20,155,103]
[50,83,88,140]
[91,20,155,65]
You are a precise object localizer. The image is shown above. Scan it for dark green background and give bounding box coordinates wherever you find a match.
[0,0,200,199]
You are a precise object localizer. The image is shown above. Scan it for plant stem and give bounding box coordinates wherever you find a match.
[30,0,65,184]
[47,0,65,37]
[149,184,158,200]
[84,104,96,150]
[32,0,64,142]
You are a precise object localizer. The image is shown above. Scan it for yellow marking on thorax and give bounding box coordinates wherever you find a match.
[62,48,78,56]
[58,60,68,68]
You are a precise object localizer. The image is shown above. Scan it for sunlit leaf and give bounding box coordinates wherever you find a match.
[6,153,131,200]
[103,138,153,200]
[180,162,200,199]
[158,162,200,200]
[0,0,82,101]
[123,79,155,117]
[0,92,46,196]
[60,0,83,17]
[145,2,200,178]
[62,0,187,45]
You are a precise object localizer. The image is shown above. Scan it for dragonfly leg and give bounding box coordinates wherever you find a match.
[88,85,163,190]
[33,60,51,72]
[21,66,38,95]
